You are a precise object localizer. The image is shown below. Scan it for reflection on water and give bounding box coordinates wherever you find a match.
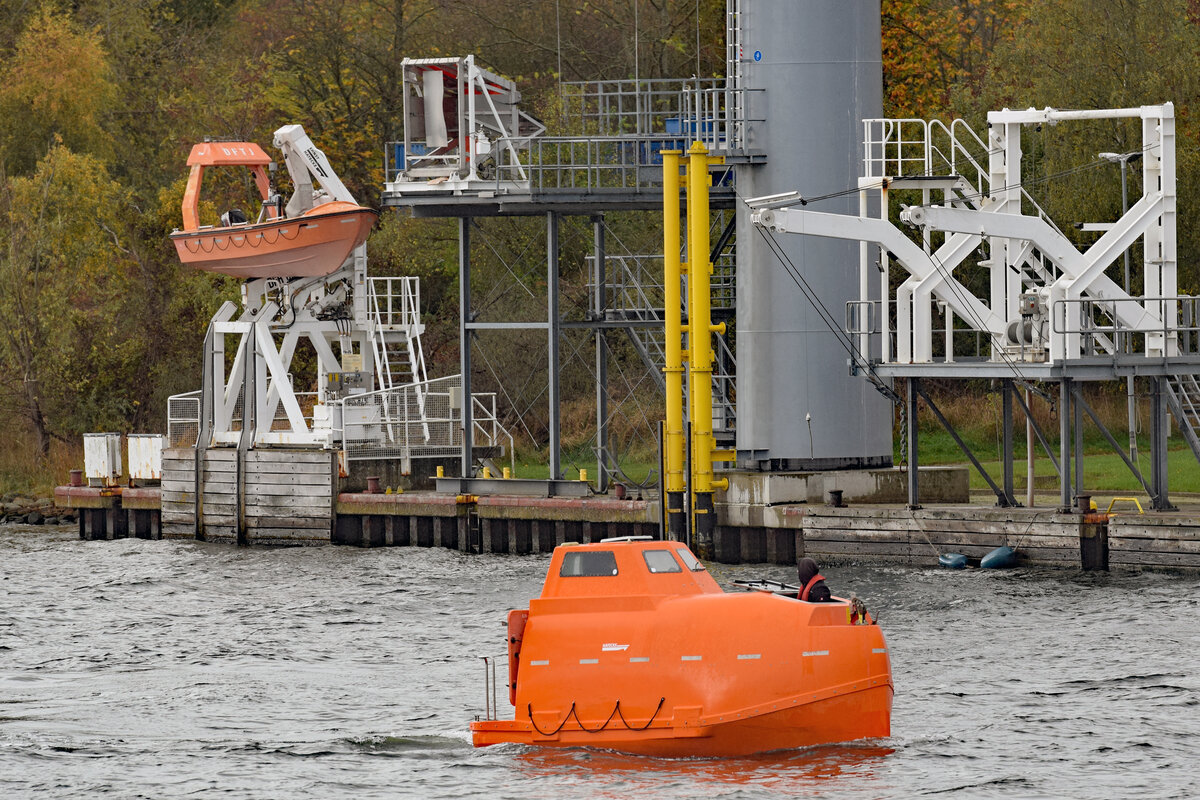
[515,743,896,797]
[1,524,1198,799]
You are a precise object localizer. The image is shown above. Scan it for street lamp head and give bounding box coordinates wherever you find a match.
[1099,151,1142,164]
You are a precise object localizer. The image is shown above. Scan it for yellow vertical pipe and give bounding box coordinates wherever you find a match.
[662,151,685,497]
[686,141,715,496]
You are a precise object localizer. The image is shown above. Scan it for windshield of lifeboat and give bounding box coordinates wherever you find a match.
[539,542,722,599]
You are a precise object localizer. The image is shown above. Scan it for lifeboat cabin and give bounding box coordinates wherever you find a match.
[470,538,893,757]
[169,140,377,279]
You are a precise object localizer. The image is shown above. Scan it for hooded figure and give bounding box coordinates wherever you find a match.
[796,557,832,602]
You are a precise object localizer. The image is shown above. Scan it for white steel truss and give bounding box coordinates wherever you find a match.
[752,103,1184,368]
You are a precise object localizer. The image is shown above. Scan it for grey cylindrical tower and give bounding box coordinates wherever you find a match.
[734,0,892,470]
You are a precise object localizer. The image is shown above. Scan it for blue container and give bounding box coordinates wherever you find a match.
[938,553,968,570]
[980,546,1017,569]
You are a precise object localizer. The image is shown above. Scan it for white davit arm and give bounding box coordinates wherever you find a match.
[273,124,358,217]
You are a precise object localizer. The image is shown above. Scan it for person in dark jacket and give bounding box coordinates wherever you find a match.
[797,557,832,602]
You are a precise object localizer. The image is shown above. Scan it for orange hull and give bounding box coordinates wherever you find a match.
[170,204,377,279]
[472,684,891,758]
[470,540,893,758]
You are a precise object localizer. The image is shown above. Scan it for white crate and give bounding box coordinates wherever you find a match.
[127,434,164,482]
[83,433,122,487]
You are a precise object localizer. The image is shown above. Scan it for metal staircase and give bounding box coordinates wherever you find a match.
[603,214,738,446]
[1165,375,1200,464]
[366,277,429,393]
[365,276,430,441]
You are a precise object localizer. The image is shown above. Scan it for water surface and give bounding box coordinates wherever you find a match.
[2,526,1197,798]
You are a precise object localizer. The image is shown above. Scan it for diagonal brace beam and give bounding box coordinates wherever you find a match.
[1071,384,1155,501]
[915,383,1014,507]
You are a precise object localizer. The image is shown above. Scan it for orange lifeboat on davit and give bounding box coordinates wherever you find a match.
[170,129,377,279]
[470,539,893,758]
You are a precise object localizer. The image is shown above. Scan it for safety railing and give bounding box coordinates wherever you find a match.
[338,374,513,464]
[386,132,743,195]
[862,117,1063,233]
[598,253,665,318]
[863,118,943,180]
[166,391,201,448]
[558,77,751,151]
[524,136,736,193]
[368,276,421,331]
[1050,296,1199,358]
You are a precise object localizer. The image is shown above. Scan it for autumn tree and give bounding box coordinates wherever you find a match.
[0,148,141,454]
[881,0,1026,117]
[0,5,118,176]
[977,0,1200,292]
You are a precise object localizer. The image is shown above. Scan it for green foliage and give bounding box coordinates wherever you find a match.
[0,4,118,174]
[0,147,139,452]
[1,0,1199,485]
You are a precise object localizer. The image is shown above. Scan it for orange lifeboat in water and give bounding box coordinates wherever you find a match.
[169,138,377,279]
[470,539,893,757]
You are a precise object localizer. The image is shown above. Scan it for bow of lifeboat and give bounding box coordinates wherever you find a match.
[470,540,893,758]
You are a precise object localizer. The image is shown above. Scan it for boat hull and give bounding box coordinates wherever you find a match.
[170,206,377,279]
[471,682,892,758]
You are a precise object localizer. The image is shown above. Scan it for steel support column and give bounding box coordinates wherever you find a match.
[662,150,687,543]
[1150,377,1176,510]
[547,212,562,480]
[1074,380,1085,504]
[1059,379,1072,511]
[236,326,257,545]
[907,377,920,509]
[1001,379,1017,506]
[459,217,473,476]
[592,215,609,491]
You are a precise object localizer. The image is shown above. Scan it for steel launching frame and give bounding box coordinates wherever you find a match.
[753,104,1200,511]
[384,58,755,486]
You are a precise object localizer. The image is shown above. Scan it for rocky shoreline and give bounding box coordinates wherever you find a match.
[1,494,76,526]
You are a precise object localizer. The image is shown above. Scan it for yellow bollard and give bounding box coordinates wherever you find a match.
[503,467,511,480]
[580,468,588,482]
[436,465,444,478]
[483,467,491,479]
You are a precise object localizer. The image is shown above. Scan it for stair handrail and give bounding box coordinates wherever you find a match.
[472,392,515,475]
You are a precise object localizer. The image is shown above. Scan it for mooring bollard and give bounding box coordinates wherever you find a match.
[366,476,381,494]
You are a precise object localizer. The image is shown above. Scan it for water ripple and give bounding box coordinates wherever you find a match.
[1,524,1198,798]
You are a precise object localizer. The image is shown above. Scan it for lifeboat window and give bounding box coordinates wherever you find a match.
[642,550,682,574]
[676,548,707,572]
[559,551,618,577]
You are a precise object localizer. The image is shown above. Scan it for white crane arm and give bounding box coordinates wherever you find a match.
[273,124,358,217]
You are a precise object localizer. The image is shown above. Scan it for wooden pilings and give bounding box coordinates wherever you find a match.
[56,487,161,541]
[333,493,659,552]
